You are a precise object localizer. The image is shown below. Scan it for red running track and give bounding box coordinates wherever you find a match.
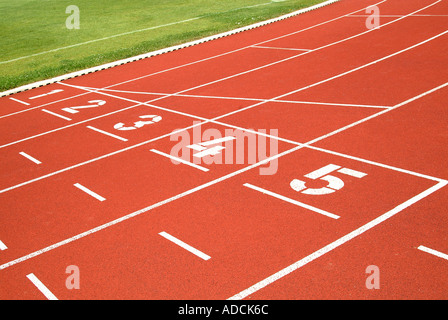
[0,0,447,300]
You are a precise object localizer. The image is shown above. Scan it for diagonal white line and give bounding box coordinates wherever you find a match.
[86,126,128,142]
[243,183,340,219]
[41,109,72,121]
[418,245,448,261]
[159,231,211,260]
[19,152,42,165]
[9,97,30,106]
[74,183,106,202]
[150,149,209,172]
[0,240,7,251]
[26,273,58,300]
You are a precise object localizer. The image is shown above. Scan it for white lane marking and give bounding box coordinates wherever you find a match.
[41,109,72,121]
[73,183,106,202]
[243,183,340,219]
[0,240,7,251]
[29,89,63,100]
[418,245,448,261]
[251,45,311,51]
[19,152,42,165]
[26,273,58,300]
[159,231,211,261]
[9,97,30,106]
[338,167,368,178]
[305,164,341,179]
[86,125,128,142]
[150,149,209,172]
[229,180,448,300]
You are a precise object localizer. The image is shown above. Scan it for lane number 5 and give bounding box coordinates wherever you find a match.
[290,164,367,195]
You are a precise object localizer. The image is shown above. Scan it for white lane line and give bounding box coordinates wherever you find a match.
[418,245,448,261]
[251,45,311,51]
[9,97,30,106]
[305,164,341,179]
[26,273,58,300]
[41,109,72,121]
[150,149,209,172]
[73,183,106,202]
[243,183,340,220]
[73,86,392,109]
[0,240,7,251]
[19,152,42,165]
[86,125,128,142]
[338,167,367,178]
[229,180,448,300]
[159,231,211,261]
[29,89,64,100]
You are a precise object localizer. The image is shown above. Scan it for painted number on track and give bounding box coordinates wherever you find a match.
[290,164,367,195]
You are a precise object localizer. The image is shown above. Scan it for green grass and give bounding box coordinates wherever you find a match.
[0,0,327,92]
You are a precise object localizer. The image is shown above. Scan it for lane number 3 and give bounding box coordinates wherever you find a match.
[114,115,162,131]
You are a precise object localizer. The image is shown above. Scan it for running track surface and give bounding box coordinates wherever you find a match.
[1,0,447,300]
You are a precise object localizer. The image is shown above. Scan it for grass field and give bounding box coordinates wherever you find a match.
[0,0,326,92]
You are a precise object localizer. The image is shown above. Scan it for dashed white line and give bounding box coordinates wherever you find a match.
[86,125,128,142]
[243,183,340,220]
[26,273,58,300]
[19,152,42,165]
[418,245,448,261]
[41,109,72,121]
[150,149,209,172]
[159,231,211,261]
[74,183,106,202]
